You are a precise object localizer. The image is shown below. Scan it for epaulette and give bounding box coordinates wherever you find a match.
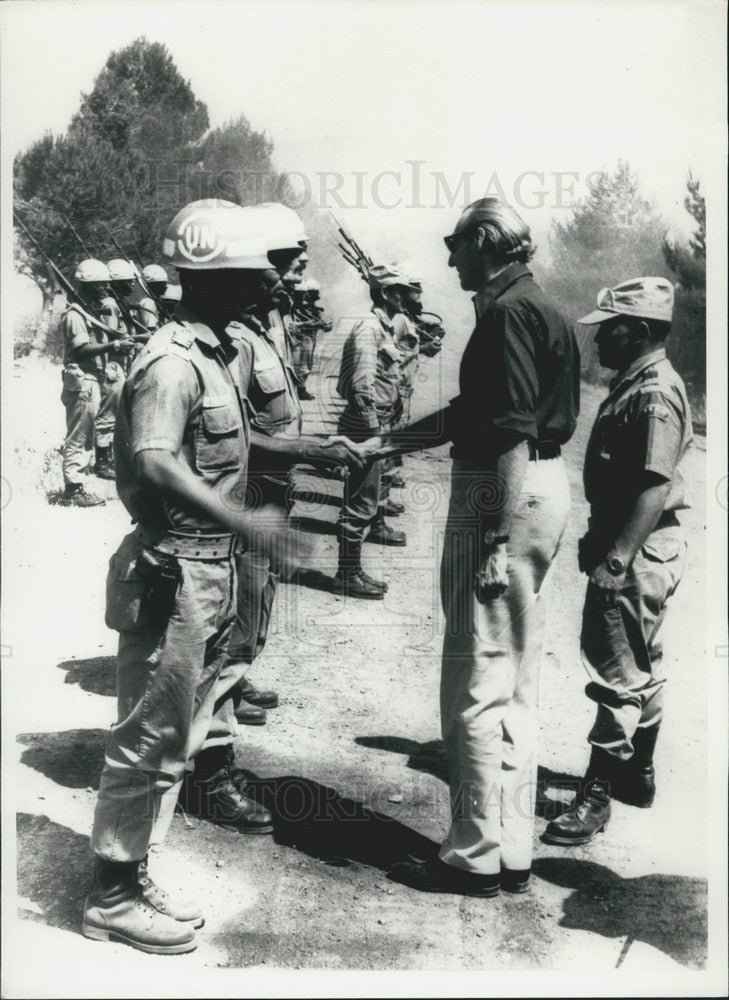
[171,326,195,349]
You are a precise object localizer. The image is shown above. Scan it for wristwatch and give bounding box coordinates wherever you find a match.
[605,550,627,575]
[484,530,510,547]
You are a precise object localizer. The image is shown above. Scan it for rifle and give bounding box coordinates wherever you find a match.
[14,214,122,338]
[60,213,149,338]
[329,212,373,281]
[102,223,173,324]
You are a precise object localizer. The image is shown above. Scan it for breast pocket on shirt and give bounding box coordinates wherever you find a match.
[254,361,287,396]
[195,398,244,471]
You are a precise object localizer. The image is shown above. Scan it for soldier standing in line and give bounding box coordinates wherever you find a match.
[207,204,356,728]
[544,278,692,846]
[83,199,304,955]
[94,259,138,479]
[333,264,420,599]
[290,278,331,400]
[59,259,134,505]
[135,263,170,332]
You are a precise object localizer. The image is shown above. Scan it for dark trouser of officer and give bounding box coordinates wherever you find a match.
[214,474,288,725]
[544,516,686,846]
[334,412,403,599]
[60,366,105,506]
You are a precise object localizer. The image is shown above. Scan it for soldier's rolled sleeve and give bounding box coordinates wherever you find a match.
[490,304,539,441]
[638,395,684,481]
[129,355,199,455]
[63,311,92,355]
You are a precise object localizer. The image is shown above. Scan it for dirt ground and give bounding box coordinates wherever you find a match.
[2,350,712,994]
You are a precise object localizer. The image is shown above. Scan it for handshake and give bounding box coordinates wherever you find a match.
[318,434,390,470]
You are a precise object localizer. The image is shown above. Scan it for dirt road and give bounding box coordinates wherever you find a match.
[3,355,710,992]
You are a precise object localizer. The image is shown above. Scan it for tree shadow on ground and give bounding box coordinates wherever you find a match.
[533,857,708,969]
[354,736,580,820]
[57,656,116,697]
[16,813,91,931]
[237,772,438,871]
[18,729,106,790]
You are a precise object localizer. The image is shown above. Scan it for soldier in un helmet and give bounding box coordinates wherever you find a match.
[83,200,308,956]
[93,258,139,479]
[59,259,134,505]
[210,203,356,728]
[135,263,170,332]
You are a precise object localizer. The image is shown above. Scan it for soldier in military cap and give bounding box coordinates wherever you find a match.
[59,259,135,505]
[545,277,692,847]
[333,264,419,599]
[83,200,306,955]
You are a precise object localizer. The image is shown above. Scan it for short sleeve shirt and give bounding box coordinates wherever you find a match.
[114,306,249,534]
[584,348,692,527]
[450,264,580,464]
[62,305,106,375]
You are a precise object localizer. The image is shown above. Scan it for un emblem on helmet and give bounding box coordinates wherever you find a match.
[176,212,225,264]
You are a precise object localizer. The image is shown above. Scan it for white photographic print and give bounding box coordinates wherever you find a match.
[1,2,726,997]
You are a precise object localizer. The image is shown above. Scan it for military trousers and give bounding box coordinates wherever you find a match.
[60,368,100,487]
[292,334,315,384]
[581,522,686,759]
[204,476,288,744]
[95,362,125,451]
[91,529,237,862]
[438,456,570,874]
[336,412,387,547]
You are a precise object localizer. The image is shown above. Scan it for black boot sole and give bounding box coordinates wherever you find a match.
[234,715,267,726]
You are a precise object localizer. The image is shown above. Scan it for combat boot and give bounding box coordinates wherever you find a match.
[234,703,267,726]
[94,446,116,480]
[297,385,316,400]
[367,517,407,546]
[137,856,204,928]
[333,568,385,599]
[334,537,386,599]
[617,725,658,808]
[237,677,279,709]
[543,748,614,846]
[82,857,197,954]
[60,483,106,507]
[186,746,274,834]
[383,498,405,516]
[390,472,406,489]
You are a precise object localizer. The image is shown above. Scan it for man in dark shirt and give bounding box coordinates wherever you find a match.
[327,198,580,895]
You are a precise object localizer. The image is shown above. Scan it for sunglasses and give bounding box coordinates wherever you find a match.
[443,230,472,252]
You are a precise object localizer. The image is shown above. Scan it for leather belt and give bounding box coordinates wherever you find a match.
[134,525,237,560]
[528,442,561,461]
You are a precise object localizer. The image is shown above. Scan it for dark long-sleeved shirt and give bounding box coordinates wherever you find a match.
[450,263,580,464]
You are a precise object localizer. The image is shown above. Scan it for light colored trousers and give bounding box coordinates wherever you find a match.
[91,531,237,862]
[60,371,100,486]
[438,456,570,874]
